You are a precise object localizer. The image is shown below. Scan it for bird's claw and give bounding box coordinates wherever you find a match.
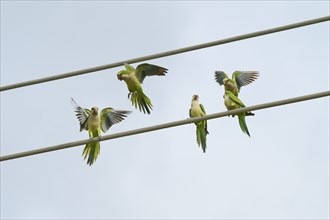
[89,136,102,142]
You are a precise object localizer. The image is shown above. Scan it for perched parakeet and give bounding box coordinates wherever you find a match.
[189,95,209,153]
[117,63,168,114]
[223,91,254,137]
[71,98,131,166]
[215,71,259,96]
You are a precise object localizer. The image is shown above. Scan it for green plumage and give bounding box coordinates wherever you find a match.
[224,91,252,137]
[71,98,131,166]
[215,70,259,96]
[82,141,100,166]
[215,70,258,137]
[238,114,250,137]
[196,123,208,153]
[189,95,209,153]
[117,63,168,114]
[130,89,153,114]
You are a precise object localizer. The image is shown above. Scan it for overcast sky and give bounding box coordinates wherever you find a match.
[1,1,329,219]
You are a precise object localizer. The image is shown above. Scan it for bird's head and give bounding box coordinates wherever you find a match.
[117,71,123,81]
[91,107,99,115]
[192,94,199,101]
[117,70,129,81]
[223,78,229,85]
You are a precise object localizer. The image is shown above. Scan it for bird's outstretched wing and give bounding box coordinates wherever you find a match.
[71,98,91,131]
[100,108,131,133]
[214,71,228,86]
[136,63,168,83]
[233,71,259,92]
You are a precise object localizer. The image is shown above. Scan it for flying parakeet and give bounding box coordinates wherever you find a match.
[223,91,253,137]
[71,98,131,166]
[117,63,168,114]
[189,95,209,153]
[215,71,259,96]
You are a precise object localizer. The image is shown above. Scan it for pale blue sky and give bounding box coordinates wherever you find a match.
[1,1,329,219]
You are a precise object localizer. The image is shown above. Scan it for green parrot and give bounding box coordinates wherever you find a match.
[117,63,168,114]
[215,71,259,96]
[71,98,131,166]
[223,91,253,137]
[189,94,209,153]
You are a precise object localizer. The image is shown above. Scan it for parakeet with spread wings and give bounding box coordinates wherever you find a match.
[71,98,131,166]
[215,70,259,96]
[117,63,168,114]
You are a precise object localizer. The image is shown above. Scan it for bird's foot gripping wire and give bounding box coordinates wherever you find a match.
[88,136,102,143]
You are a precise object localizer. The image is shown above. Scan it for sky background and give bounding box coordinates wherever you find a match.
[1,1,329,219]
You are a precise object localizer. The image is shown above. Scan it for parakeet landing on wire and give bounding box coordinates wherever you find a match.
[71,98,131,166]
[215,70,259,96]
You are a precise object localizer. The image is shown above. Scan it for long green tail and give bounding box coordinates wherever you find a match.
[82,141,100,166]
[238,114,250,137]
[196,124,208,153]
[130,90,153,114]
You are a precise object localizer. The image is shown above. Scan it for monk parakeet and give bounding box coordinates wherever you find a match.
[223,91,254,137]
[215,71,259,96]
[117,63,168,114]
[71,98,131,166]
[189,95,209,153]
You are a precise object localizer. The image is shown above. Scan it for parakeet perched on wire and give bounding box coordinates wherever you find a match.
[189,95,209,153]
[117,63,168,114]
[223,91,253,137]
[71,98,131,166]
[215,70,259,96]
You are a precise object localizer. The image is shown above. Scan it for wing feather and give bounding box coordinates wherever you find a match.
[214,71,228,86]
[100,108,131,133]
[70,98,90,131]
[233,71,259,92]
[136,63,168,83]
[225,91,246,108]
[199,104,206,115]
[199,104,209,134]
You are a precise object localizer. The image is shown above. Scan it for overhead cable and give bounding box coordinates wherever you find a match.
[1,90,329,162]
[1,16,329,92]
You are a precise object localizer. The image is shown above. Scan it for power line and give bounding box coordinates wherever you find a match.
[1,16,329,92]
[1,90,329,162]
